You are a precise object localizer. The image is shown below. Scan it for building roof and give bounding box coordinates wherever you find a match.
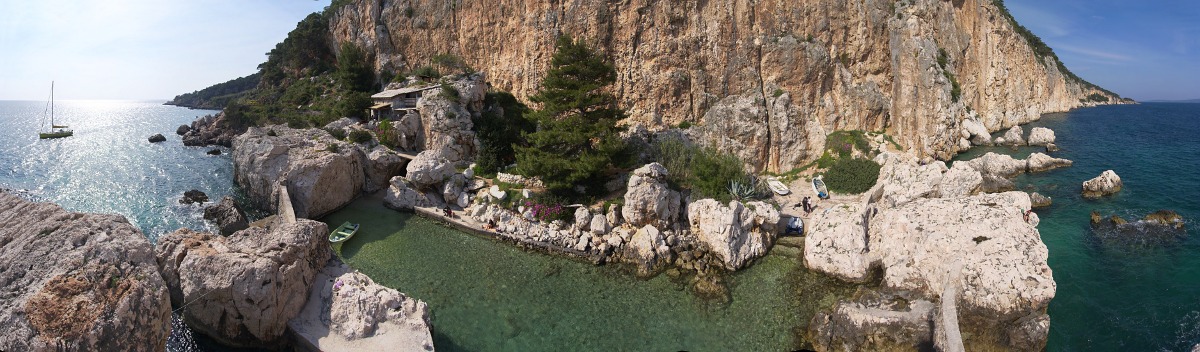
[369,103,391,110]
[371,85,438,99]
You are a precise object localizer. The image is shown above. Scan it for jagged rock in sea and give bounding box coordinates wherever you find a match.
[1030,192,1053,208]
[626,224,670,276]
[1089,210,1186,248]
[621,163,681,229]
[183,112,242,147]
[364,145,408,193]
[203,196,249,236]
[180,189,209,204]
[1027,127,1056,146]
[207,148,222,155]
[148,133,167,143]
[686,199,779,271]
[232,126,366,219]
[404,149,454,191]
[289,259,434,351]
[0,192,171,351]
[176,124,191,135]
[1045,143,1060,152]
[328,0,1125,172]
[1001,126,1025,146]
[1026,152,1073,173]
[1082,170,1123,199]
[154,219,329,348]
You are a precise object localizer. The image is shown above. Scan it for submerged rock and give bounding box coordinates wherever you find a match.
[0,192,171,351]
[1090,210,1186,247]
[1030,192,1052,208]
[155,219,329,348]
[1082,170,1123,199]
[809,293,936,352]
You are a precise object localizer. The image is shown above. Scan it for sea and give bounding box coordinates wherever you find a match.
[1,99,1199,351]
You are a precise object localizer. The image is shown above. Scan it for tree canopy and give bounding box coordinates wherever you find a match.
[515,35,626,196]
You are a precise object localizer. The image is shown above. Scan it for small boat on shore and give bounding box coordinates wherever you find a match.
[812,176,830,199]
[329,222,360,243]
[766,177,790,195]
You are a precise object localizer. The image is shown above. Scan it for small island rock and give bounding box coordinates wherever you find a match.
[176,124,191,135]
[1082,170,1123,199]
[206,148,222,155]
[203,196,248,236]
[148,133,167,143]
[180,189,209,204]
[1027,127,1056,146]
[1002,126,1025,146]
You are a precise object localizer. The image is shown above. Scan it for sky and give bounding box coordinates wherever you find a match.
[1005,0,1200,101]
[0,1,1196,101]
[0,0,328,101]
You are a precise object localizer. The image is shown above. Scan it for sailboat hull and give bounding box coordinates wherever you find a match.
[39,131,73,139]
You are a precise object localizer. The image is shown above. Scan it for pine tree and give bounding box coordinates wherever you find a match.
[515,35,626,196]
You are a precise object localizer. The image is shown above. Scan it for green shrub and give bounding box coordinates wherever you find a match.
[677,120,692,129]
[824,158,881,194]
[1086,93,1108,102]
[376,120,399,148]
[326,143,340,153]
[773,88,785,98]
[348,129,373,143]
[474,92,533,175]
[412,66,440,79]
[325,128,346,140]
[440,83,461,103]
[335,91,372,119]
[651,137,745,202]
[816,150,835,169]
[826,130,872,158]
[523,193,573,223]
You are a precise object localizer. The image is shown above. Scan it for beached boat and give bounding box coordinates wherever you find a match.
[38,81,73,139]
[328,222,360,243]
[812,176,830,199]
[766,177,790,195]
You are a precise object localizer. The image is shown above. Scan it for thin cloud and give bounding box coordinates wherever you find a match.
[1055,44,1135,62]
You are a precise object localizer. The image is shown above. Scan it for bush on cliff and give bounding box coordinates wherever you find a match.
[515,35,626,197]
[651,137,746,203]
[824,158,881,194]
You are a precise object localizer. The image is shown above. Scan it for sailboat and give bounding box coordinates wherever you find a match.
[38,81,72,139]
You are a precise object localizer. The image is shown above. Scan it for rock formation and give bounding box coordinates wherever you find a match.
[0,192,171,351]
[686,199,780,271]
[180,189,209,204]
[364,145,408,193]
[1027,127,1056,146]
[411,74,486,164]
[1082,170,1123,199]
[176,124,191,135]
[1025,152,1073,172]
[1030,192,1052,208]
[1090,210,1186,248]
[289,260,434,351]
[154,219,329,348]
[960,152,1072,179]
[328,0,1125,172]
[1001,126,1025,146]
[803,202,872,282]
[183,112,243,147]
[404,150,454,190]
[148,133,167,143]
[203,196,249,236]
[232,126,366,219]
[621,163,681,229]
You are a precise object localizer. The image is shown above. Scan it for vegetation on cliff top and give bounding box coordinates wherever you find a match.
[991,0,1120,98]
[165,73,260,110]
[515,35,628,197]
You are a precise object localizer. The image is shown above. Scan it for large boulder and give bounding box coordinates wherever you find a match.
[414,74,487,164]
[155,219,329,348]
[963,152,1025,178]
[1025,153,1073,173]
[176,124,191,135]
[938,163,983,198]
[980,174,1016,193]
[962,119,992,146]
[289,260,434,351]
[1027,127,1056,146]
[233,126,366,219]
[148,133,167,143]
[1030,192,1052,208]
[441,173,468,205]
[622,163,682,228]
[1001,126,1025,146]
[869,192,1054,330]
[383,177,431,211]
[803,202,872,282]
[687,199,779,271]
[0,192,171,351]
[364,146,408,193]
[875,154,946,208]
[203,196,249,236]
[405,149,454,190]
[1082,170,1123,199]
[626,225,669,276]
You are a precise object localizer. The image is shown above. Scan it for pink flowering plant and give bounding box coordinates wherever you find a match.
[523,199,566,223]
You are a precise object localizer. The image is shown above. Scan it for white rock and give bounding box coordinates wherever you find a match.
[1026,127,1056,146]
[622,163,681,228]
[1001,126,1025,145]
[803,202,872,282]
[589,214,610,235]
[574,207,591,232]
[1025,153,1073,173]
[938,163,983,198]
[687,199,779,270]
[627,224,665,275]
[405,149,454,190]
[1082,170,1123,199]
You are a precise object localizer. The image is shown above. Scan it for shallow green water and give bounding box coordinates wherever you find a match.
[323,195,844,351]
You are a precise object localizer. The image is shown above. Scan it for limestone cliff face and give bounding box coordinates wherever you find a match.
[329,0,1123,172]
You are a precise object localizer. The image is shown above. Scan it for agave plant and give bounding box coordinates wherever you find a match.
[728,175,769,201]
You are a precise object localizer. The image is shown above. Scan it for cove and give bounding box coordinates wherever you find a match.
[322,194,852,351]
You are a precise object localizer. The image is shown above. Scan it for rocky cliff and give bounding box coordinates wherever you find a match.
[0,192,172,351]
[328,0,1125,172]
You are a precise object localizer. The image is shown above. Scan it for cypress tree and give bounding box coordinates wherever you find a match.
[515,35,626,196]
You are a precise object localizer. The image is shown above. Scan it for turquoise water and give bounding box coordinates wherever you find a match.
[323,194,853,351]
[957,103,1200,350]
[0,100,230,241]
